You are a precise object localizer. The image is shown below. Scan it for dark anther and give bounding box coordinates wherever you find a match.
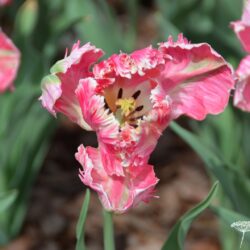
[131,124,138,128]
[129,115,143,122]
[118,88,123,99]
[104,99,109,110]
[132,90,141,100]
[104,99,112,114]
[135,115,144,120]
[135,105,143,112]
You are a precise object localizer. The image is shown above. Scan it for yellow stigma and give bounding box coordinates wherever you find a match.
[116,97,136,117]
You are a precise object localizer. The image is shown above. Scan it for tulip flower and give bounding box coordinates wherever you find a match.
[0,30,20,93]
[231,0,250,112]
[40,34,234,212]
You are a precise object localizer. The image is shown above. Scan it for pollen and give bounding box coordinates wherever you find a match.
[116,97,136,117]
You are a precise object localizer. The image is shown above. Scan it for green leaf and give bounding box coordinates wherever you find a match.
[76,189,91,250]
[161,181,219,250]
[170,122,227,171]
[0,190,18,213]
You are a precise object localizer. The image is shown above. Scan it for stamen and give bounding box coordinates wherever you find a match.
[117,88,123,99]
[104,99,109,110]
[135,105,144,112]
[136,115,144,120]
[130,115,144,121]
[116,98,136,117]
[131,124,138,128]
[104,99,112,114]
[132,90,141,100]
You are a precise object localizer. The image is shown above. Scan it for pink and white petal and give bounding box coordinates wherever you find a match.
[39,42,103,129]
[75,145,159,213]
[93,46,164,80]
[76,77,119,144]
[130,46,165,75]
[236,54,250,78]
[0,30,20,93]
[76,145,113,210]
[40,74,62,116]
[99,143,125,177]
[231,1,250,53]
[93,57,115,79]
[158,35,234,120]
[134,119,163,162]
[115,163,158,213]
[234,55,250,111]
[242,0,250,23]
[50,42,103,75]
[129,164,159,206]
[40,73,92,130]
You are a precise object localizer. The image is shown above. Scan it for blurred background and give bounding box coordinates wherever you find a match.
[0,0,248,250]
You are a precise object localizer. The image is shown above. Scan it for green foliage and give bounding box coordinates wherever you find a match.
[0,190,18,213]
[76,189,91,250]
[0,85,55,244]
[155,0,244,59]
[162,182,219,250]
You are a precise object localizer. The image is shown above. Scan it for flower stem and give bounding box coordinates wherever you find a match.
[103,210,115,250]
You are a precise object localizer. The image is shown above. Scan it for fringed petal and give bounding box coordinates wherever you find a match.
[75,145,159,213]
[39,42,103,129]
[158,34,234,120]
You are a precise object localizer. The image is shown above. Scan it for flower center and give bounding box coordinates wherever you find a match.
[116,97,136,117]
[104,87,145,127]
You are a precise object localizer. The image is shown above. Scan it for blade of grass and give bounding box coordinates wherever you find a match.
[0,190,18,213]
[76,189,91,250]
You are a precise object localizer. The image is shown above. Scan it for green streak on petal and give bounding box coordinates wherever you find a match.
[183,59,224,74]
[41,74,61,89]
[50,59,66,74]
[0,50,16,57]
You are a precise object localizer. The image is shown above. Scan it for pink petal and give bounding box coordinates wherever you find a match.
[231,1,250,53]
[93,46,165,81]
[158,34,234,120]
[0,0,11,6]
[75,144,159,213]
[0,30,20,93]
[234,55,250,111]
[39,42,103,129]
[76,77,120,144]
[76,77,125,176]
